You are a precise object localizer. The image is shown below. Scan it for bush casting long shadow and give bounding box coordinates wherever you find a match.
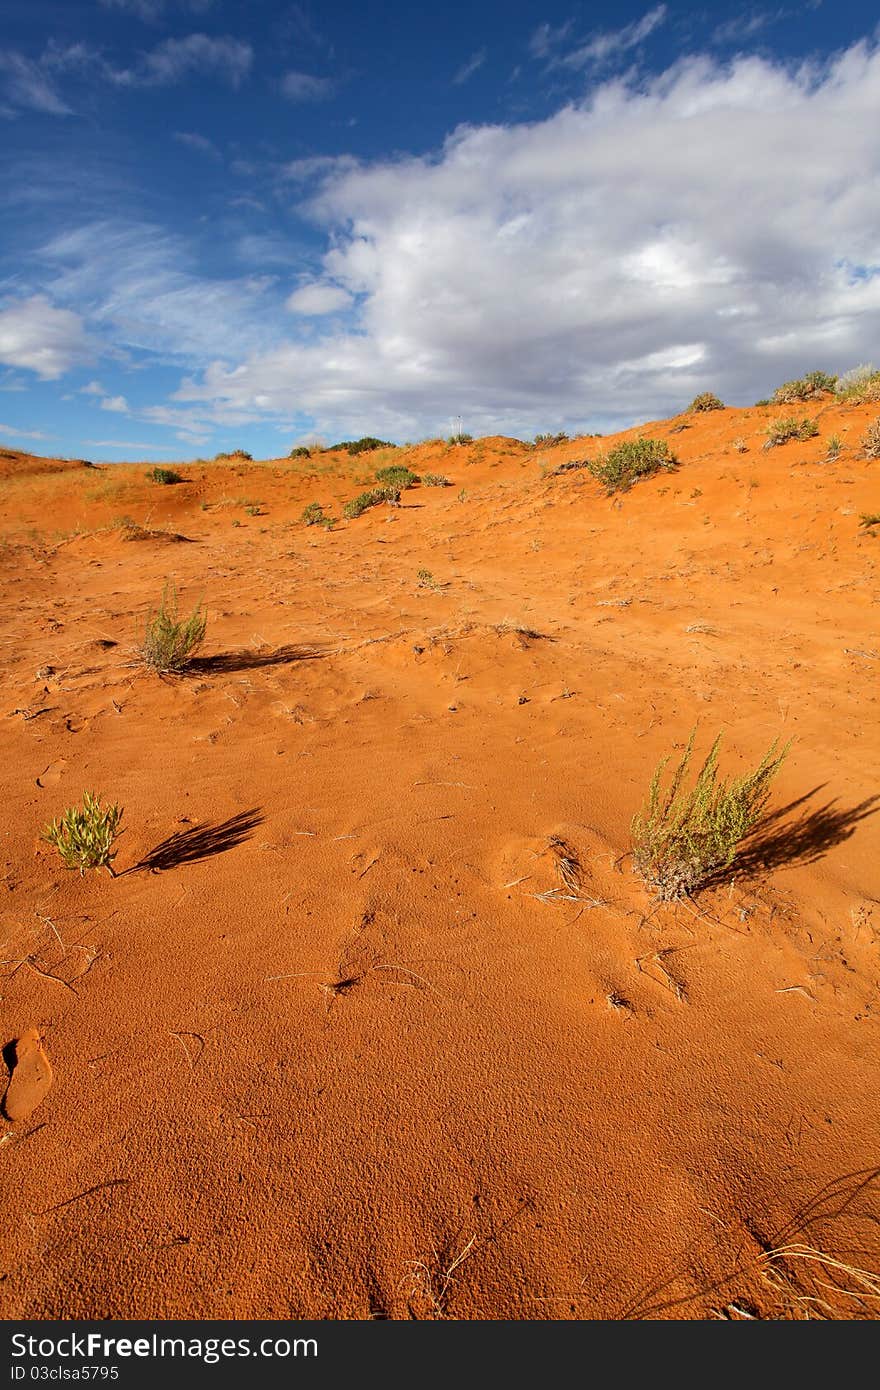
[133,809,263,873]
[187,644,326,675]
[714,787,879,881]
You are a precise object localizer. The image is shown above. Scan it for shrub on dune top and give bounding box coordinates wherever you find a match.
[687,392,724,412]
[771,371,837,404]
[146,466,182,485]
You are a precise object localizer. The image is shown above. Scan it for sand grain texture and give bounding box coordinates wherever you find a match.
[0,411,878,1319]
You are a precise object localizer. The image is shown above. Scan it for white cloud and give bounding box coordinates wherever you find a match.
[80,379,105,395]
[132,35,252,88]
[98,0,216,19]
[172,39,880,440]
[100,395,129,412]
[0,50,71,115]
[453,49,487,85]
[0,423,53,440]
[173,130,221,159]
[0,295,90,379]
[280,70,334,101]
[286,283,353,315]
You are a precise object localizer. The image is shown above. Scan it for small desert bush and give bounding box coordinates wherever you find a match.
[860,418,880,459]
[835,364,880,403]
[688,392,724,412]
[422,473,451,486]
[146,467,182,485]
[825,434,842,460]
[771,371,837,404]
[301,502,327,525]
[289,446,311,458]
[764,416,820,447]
[632,728,789,900]
[859,513,880,529]
[42,792,123,876]
[343,484,401,519]
[732,437,748,453]
[417,568,438,589]
[215,449,252,461]
[533,431,569,446]
[588,437,676,493]
[448,432,473,445]
[140,582,207,673]
[328,437,392,455]
[375,464,420,488]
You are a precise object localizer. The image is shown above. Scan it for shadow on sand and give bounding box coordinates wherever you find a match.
[722,786,880,880]
[186,644,327,676]
[131,809,264,873]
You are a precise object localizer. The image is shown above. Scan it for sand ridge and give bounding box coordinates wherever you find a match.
[0,404,878,1318]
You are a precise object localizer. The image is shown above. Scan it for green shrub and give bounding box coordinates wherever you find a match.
[771,371,837,404]
[328,437,393,455]
[755,399,770,407]
[860,418,880,459]
[631,728,789,900]
[289,446,311,458]
[342,484,401,519]
[417,568,439,589]
[448,433,473,445]
[533,432,569,446]
[687,392,724,412]
[587,437,677,493]
[146,467,182,485]
[302,502,326,525]
[375,465,420,488]
[422,473,452,486]
[42,792,123,876]
[140,582,207,673]
[215,449,252,461]
[825,434,842,460]
[764,416,819,447]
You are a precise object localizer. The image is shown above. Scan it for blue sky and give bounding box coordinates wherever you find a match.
[1,1,878,459]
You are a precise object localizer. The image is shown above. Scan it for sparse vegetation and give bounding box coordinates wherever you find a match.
[732,437,748,453]
[587,437,677,493]
[145,467,182,485]
[301,502,328,526]
[342,484,401,519]
[771,371,837,404]
[764,416,820,448]
[755,399,770,407]
[329,437,393,456]
[448,432,473,445]
[289,446,311,458]
[417,568,439,589]
[375,465,419,489]
[688,392,724,412]
[140,582,207,673]
[533,432,569,447]
[824,434,842,460]
[42,792,123,876]
[860,417,880,459]
[859,513,880,529]
[422,473,452,487]
[215,449,252,461]
[631,728,789,900]
[835,364,880,403]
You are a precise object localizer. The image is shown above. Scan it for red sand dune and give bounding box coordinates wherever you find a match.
[0,404,878,1319]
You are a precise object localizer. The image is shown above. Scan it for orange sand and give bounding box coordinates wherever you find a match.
[0,403,878,1319]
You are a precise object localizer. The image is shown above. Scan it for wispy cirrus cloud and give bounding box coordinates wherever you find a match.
[98,0,216,20]
[453,49,487,85]
[531,5,669,72]
[0,50,72,115]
